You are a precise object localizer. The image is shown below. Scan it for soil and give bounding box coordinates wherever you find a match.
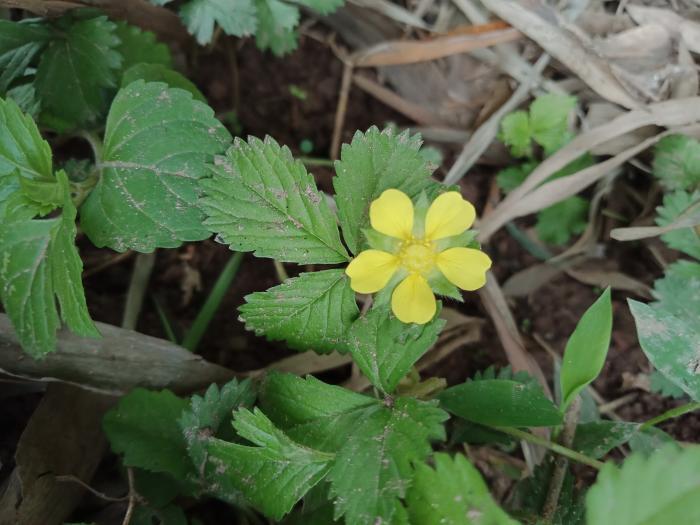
[1,28,699,525]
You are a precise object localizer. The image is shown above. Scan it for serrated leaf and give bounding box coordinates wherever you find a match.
[656,190,700,259]
[204,408,333,520]
[439,379,562,427]
[255,0,300,56]
[121,63,206,102]
[652,260,700,326]
[497,162,536,194]
[103,389,192,478]
[573,421,640,459]
[536,195,589,246]
[6,83,41,119]
[80,80,231,252]
[407,453,519,525]
[0,20,50,94]
[35,16,121,131]
[560,288,612,411]
[0,173,99,357]
[586,445,700,525]
[627,426,677,456]
[239,269,357,354]
[499,110,531,158]
[530,93,576,155]
[629,300,700,402]
[181,0,258,45]
[649,369,687,399]
[200,136,348,263]
[114,21,172,73]
[329,397,447,525]
[348,307,445,393]
[333,127,437,254]
[653,134,700,191]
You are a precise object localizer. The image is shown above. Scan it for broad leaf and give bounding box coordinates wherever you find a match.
[573,421,640,459]
[529,93,576,154]
[535,195,589,246]
[348,307,444,393]
[200,136,348,263]
[204,408,333,520]
[35,16,121,131]
[586,445,700,525]
[328,397,448,525]
[239,269,357,354]
[254,0,300,56]
[439,379,562,427]
[653,134,700,192]
[103,389,192,478]
[80,80,231,252]
[656,190,700,260]
[121,63,206,102]
[629,300,700,401]
[407,453,519,525]
[560,288,612,411]
[333,127,437,254]
[499,110,531,158]
[114,21,172,73]
[0,20,50,94]
[181,0,258,45]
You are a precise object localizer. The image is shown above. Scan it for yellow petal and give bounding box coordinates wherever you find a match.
[391,274,436,324]
[436,247,492,291]
[424,192,476,240]
[370,189,414,239]
[346,250,399,293]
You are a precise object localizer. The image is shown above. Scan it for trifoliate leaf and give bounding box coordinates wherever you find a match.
[333,127,436,254]
[496,161,536,193]
[653,134,700,191]
[80,81,231,252]
[181,0,258,45]
[629,300,700,402]
[114,21,172,73]
[348,307,445,393]
[656,190,700,259]
[406,453,519,525]
[328,397,448,525]
[35,16,121,131]
[586,445,700,525]
[536,196,589,246]
[649,369,687,399]
[121,63,206,102]
[103,389,192,478]
[239,269,357,354]
[203,408,334,520]
[499,110,531,158]
[0,20,50,94]
[0,173,99,357]
[529,93,576,155]
[200,136,348,264]
[254,0,300,56]
[651,259,700,327]
[573,421,640,459]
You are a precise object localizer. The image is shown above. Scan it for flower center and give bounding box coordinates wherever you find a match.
[399,239,435,275]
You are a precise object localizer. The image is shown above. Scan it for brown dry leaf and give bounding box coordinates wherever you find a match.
[502,255,588,297]
[565,268,651,298]
[248,351,352,377]
[585,102,658,156]
[611,196,700,241]
[180,261,202,307]
[626,4,700,54]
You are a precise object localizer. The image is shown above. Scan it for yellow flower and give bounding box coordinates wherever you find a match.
[345,189,492,324]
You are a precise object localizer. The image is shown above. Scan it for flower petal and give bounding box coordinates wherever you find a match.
[391,273,436,324]
[370,189,414,240]
[436,247,492,291]
[424,192,476,240]
[346,250,399,293]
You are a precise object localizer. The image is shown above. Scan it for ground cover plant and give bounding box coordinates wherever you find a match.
[1,1,700,524]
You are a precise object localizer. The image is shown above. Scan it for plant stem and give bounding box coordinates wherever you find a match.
[639,401,700,431]
[79,130,104,161]
[122,252,157,330]
[490,424,604,470]
[182,251,244,352]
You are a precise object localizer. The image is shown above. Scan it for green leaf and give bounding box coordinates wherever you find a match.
[627,426,678,456]
[35,16,121,131]
[114,21,172,73]
[0,173,99,357]
[328,397,448,525]
[348,306,445,393]
[200,136,348,263]
[239,269,357,354]
[103,389,192,478]
[652,260,700,326]
[573,421,640,459]
[439,379,562,427]
[560,288,612,411]
[653,134,700,191]
[0,20,50,94]
[204,408,334,520]
[333,127,436,254]
[529,93,576,154]
[80,80,231,252]
[586,445,700,525]
[496,161,536,193]
[499,110,531,158]
[629,300,700,402]
[254,0,300,56]
[406,453,519,525]
[121,63,206,103]
[650,369,687,399]
[656,189,700,259]
[536,196,589,246]
[292,0,344,14]
[6,83,41,119]
[181,0,258,45]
